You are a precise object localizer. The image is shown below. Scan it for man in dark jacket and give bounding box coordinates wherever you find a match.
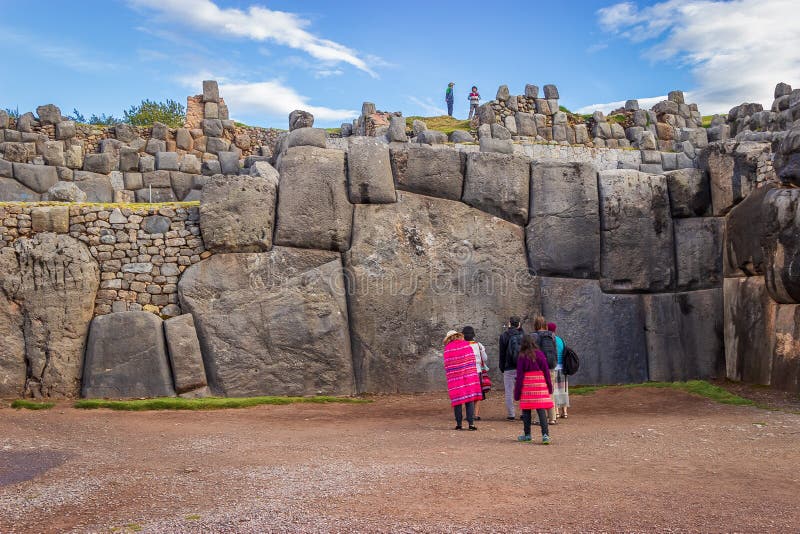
[498,316,524,421]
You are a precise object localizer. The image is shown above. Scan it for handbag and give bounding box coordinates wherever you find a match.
[481,372,492,392]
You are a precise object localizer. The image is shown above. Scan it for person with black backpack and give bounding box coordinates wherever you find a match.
[498,316,524,421]
[532,316,559,426]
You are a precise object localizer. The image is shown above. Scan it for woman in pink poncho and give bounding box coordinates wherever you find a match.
[442,330,482,431]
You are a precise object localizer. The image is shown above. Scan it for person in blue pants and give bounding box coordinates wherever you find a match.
[445,82,455,117]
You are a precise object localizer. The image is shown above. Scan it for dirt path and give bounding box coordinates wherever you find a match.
[1,388,799,533]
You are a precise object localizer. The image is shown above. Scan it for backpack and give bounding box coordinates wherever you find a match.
[563,346,580,376]
[537,331,558,369]
[505,331,524,369]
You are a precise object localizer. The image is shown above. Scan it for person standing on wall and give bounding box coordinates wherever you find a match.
[445,82,455,117]
[468,86,481,119]
[499,316,525,421]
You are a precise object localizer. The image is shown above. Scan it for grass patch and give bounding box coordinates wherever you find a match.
[569,380,755,406]
[10,399,55,410]
[558,105,572,114]
[607,114,627,125]
[405,115,472,136]
[185,514,201,520]
[325,127,342,135]
[73,395,370,411]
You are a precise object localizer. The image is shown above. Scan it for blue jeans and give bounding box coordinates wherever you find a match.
[446,100,453,116]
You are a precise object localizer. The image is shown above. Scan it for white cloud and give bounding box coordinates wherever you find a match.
[178,73,357,122]
[575,95,666,115]
[129,0,377,77]
[595,0,800,114]
[408,96,445,116]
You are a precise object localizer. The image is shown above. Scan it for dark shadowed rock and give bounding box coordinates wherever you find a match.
[723,276,776,384]
[665,168,711,217]
[82,312,175,398]
[345,191,537,393]
[598,169,674,292]
[643,290,724,381]
[347,138,396,204]
[390,146,465,201]
[463,152,530,225]
[699,140,771,215]
[288,110,314,131]
[724,183,776,276]
[275,146,352,252]
[164,314,208,394]
[527,161,599,278]
[178,248,354,397]
[674,217,724,291]
[763,188,800,303]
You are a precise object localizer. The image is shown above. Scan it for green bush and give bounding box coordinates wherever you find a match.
[123,99,186,128]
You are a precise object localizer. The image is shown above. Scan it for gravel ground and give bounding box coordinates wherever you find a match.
[1,388,799,533]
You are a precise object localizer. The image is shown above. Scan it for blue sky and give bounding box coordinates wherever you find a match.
[1,0,797,128]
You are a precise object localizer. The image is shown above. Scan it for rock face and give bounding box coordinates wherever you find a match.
[665,168,710,217]
[771,304,800,392]
[0,234,99,397]
[344,192,537,393]
[200,171,278,253]
[288,110,314,131]
[82,312,175,398]
[598,170,674,293]
[724,183,776,276]
[723,277,777,384]
[763,188,800,303]
[164,314,208,394]
[462,152,530,225]
[643,290,724,381]
[275,146,353,252]
[346,138,396,204]
[527,162,599,278]
[539,277,648,384]
[701,141,769,215]
[674,217,724,290]
[179,248,354,397]
[390,146,465,201]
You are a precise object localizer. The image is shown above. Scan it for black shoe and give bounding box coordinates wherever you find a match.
[454,425,463,430]
[474,416,482,421]
[520,415,524,420]
[468,425,478,431]
[506,416,515,421]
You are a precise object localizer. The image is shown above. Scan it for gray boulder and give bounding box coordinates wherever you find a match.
[476,104,495,124]
[218,151,240,175]
[0,109,8,129]
[179,154,201,175]
[83,152,114,174]
[347,138,396,204]
[412,120,427,135]
[345,191,537,392]
[55,121,76,140]
[598,169,674,292]
[770,304,800,392]
[151,122,169,141]
[12,162,58,193]
[17,112,36,132]
[543,84,559,99]
[388,115,407,142]
[205,137,230,155]
[496,85,510,101]
[625,99,640,111]
[289,110,314,131]
[275,146,353,252]
[390,146,465,201]
[170,171,194,200]
[164,314,208,394]
[203,80,219,103]
[142,170,171,188]
[36,104,61,125]
[119,147,140,172]
[47,181,87,202]
[763,188,800,303]
[175,128,192,150]
[73,173,114,202]
[524,84,539,98]
[527,162,599,278]
[416,130,447,145]
[200,170,278,253]
[179,248,354,397]
[155,151,179,171]
[723,277,775,384]
[0,234,98,397]
[286,127,327,149]
[674,217,724,291]
[202,119,223,138]
[664,168,711,217]
[463,152,530,225]
[724,183,776,276]
[699,140,770,215]
[0,178,40,201]
[82,312,175,398]
[449,130,473,143]
[142,215,171,235]
[479,138,513,154]
[477,123,491,139]
[490,123,511,140]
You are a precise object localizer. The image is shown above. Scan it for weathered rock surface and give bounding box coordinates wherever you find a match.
[700,141,770,215]
[0,178,40,202]
[770,304,800,392]
[723,277,777,385]
[288,110,314,131]
[200,170,278,253]
[390,146,465,201]
[12,163,58,193]
[179,248,354,397]
[73,172,114,202]
[674,217,724,290]
[598,169,674,292]
[286,127,327,149]
[462,152,529,225]
[539,277,648,384]
[47,181,87,202]
[724,183,776,276]
[82,312,175,398]
[527,161,599,278]
[763,188,800,303]
[665,168,711,217]
[344,191,537,393]
[0,234,98,397]
[275,146,353,252]
[164,314,208,394]
[643,290,724,381]
[346,138,396,204]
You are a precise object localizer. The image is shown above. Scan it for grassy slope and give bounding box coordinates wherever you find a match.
[73,395,370,411]
[406,115,472,135]
[570,380,754,406]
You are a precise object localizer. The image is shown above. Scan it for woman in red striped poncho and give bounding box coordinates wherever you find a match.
[513,334,554,444]
[442,330,483,431]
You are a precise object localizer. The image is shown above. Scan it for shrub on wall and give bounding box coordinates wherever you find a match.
[123,99,186,128]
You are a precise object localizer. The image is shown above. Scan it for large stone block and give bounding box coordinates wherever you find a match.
[347,138,396,204]
[286,127,327,149]
[763,188,800,303]
[665,168,710,217]
[203,80,219,103]
[643,290,724,381]
[699,140,771,215]
[526,161,599,278]
[0,178,40,201]
[12,163,58,193]
[674,217,724,290]
[83,152,114,174]
[345,191,538,393]
[723,277,778,385]
[73,172,114,202]
[200,170,278,253]
[598,169,674,292]
[275,146,353,252]
[36,104,61,125]
[539,277,648,385]
[770,304,800,392]
[164,314,207,394]
[82,312,175,398]
[462,152,530,225]
[0,234,98,397]
[390,146,464,201]
[724,183,776,276]
[179,248,354,397]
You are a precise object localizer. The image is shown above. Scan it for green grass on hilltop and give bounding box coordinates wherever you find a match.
[570,380,755,406]
[73,395,370,411]
[406,115,472,136]
[11,399,55,410]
